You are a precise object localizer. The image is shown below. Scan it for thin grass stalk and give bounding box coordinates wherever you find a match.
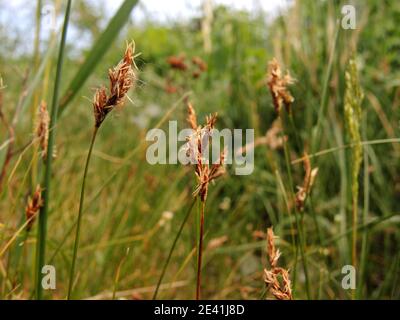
[357,113,370,299]
[311,23,339,153]
[153,198,196,299]
[35,0,72,300]
[281,113,311,300]
[112,248,129,300]
[67,41,136,298]
[67,126,98,299]
[196,200,206,300]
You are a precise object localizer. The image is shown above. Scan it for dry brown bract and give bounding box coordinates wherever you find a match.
[25,185,43,231]
[93,42,136,127]
[185,102,225,202]
[267,58,295,113]
[36,101,49,160]
[295,152,319,212]
[264,227,293,300]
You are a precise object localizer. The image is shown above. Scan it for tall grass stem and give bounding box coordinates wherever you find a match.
[153,198,196,299]
[196,201,206,300]
[67,126,98,299]
[35,0,71,300]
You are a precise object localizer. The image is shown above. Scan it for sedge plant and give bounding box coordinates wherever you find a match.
[67,42,137,299]
[185,102,225,300]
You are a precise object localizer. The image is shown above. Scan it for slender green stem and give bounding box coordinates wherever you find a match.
[196,200,206,300]
[152,198,196,300]
[35,0,72,300]
[67,126,98,299]
[357,114,370,299]
[351,194,358,268]
[311,23,339,153]
[281,113,311,300]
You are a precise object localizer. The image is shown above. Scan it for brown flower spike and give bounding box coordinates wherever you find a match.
[185,103,225,202]
[25,185,43,231]
[295,152,319,212]
[93,42,136,127]
[264,227,293,300]
[267,58,295,113]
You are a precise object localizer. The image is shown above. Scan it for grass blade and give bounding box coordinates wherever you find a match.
[35,0,72,300]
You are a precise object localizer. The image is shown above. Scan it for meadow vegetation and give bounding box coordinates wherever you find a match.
[0,0,399,299]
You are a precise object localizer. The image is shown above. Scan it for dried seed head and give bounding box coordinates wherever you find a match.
[267,58,295,114]
[295,152,319,211]
[108,42,136,106]
[207,235,228,250]
[36,101,49,161]
[165,83,178,94]
[264,227,293,300]
[187,102,198,130]
[167,55,187,71]
[264,267,293,300]
[185,103,225,202]
[267,227,281,268]
[25,185,43,231]
[93,42,136,127]
[93,86,108,127]
[192,56,207,72]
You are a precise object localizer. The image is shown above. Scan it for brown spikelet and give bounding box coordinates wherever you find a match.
[36,101,49,160]
[25,185,43,231]
[267,58,295,113]
[264,227,293,300]
[167,55,187,71]
[295,152,319,211]
[192,56,207,72]
[267,227,281,268]
[185,103,225,203]
[93,42,136,127]
[187,102,198,130]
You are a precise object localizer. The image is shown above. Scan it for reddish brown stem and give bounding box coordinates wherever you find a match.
[196,200,205,300]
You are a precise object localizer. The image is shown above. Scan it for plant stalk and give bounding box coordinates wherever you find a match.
[281,112,311,300]
[153,198,196,299]
[67,126,98,299]
[35,0,71,300]
[196,200,206,300]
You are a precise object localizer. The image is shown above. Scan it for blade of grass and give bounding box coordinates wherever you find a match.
[35,0,72,300]
[280,112,311,300]
[357,113,370,299]
[311,22,339,153]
